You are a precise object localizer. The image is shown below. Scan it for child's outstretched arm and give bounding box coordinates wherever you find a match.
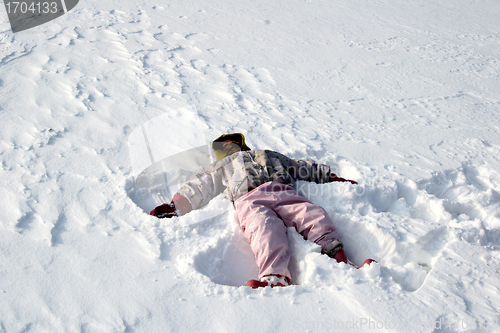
[268,151,358,184]
[150,161,225,218]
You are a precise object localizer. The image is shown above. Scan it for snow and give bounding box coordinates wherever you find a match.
[1,0,500,331]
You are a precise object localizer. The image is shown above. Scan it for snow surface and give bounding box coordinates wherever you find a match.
[1,0,500,332]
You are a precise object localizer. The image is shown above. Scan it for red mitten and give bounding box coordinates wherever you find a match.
[150,195,192,219]
[334,250,377,269]
[150,202,177,218]
[333,249,349,264]
[329,173,358,185]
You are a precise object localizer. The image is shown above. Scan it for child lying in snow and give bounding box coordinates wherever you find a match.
[151,133,374,288]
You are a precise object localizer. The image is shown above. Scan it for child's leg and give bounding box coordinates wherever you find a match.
[234,185,291,281]
[270,183,340,248]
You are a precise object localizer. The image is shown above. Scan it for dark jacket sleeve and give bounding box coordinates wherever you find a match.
[265,151,331,184]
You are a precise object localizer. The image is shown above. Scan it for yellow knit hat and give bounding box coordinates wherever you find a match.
[212,133,251,160]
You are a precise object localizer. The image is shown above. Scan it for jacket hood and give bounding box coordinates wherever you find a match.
[212,133,251,161]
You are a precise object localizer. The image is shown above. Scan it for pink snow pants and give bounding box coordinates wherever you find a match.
[234,181,339,282]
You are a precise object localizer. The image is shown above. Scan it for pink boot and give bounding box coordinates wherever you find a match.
[245,275,290,289]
